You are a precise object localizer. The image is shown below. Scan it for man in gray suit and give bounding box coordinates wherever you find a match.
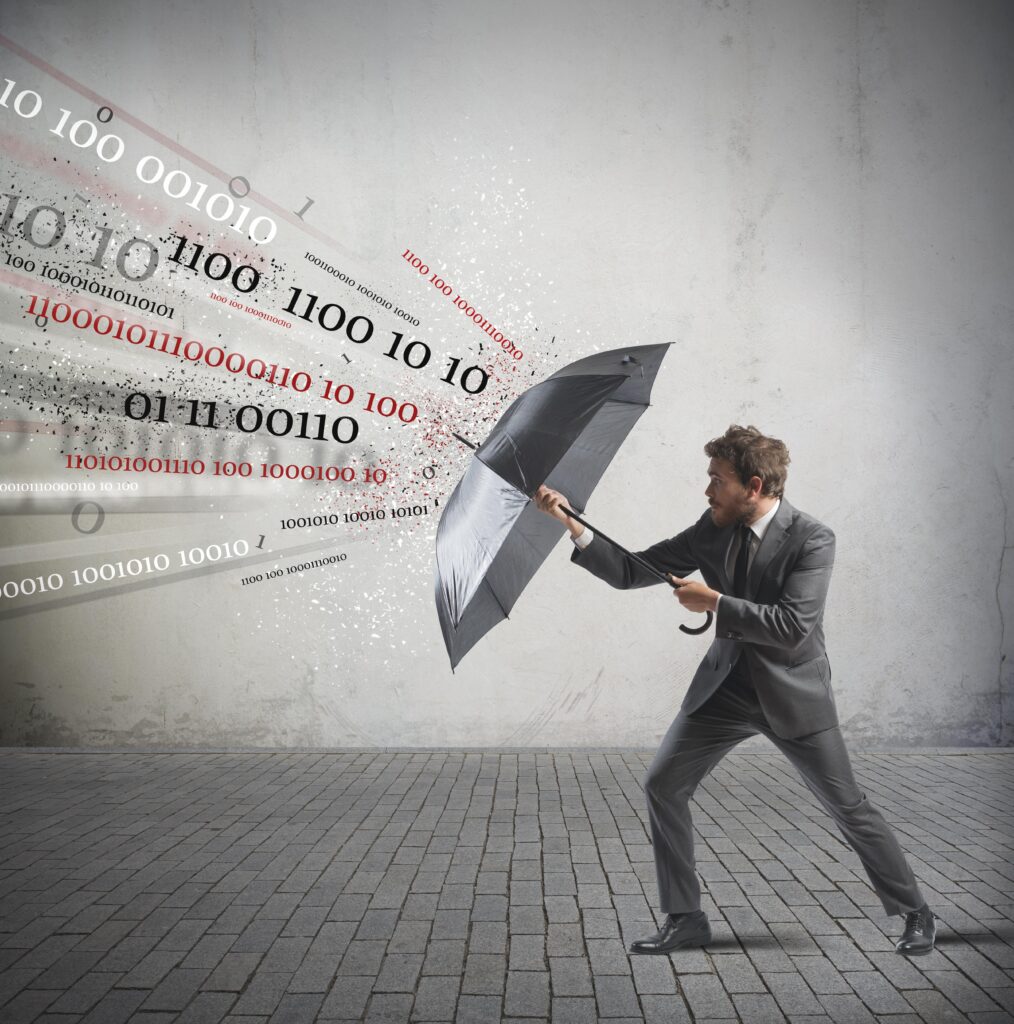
[535,425,936,956]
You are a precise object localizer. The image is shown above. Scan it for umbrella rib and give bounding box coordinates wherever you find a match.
[482,577,510,620]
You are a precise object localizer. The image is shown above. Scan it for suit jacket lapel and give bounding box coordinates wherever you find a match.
[746,498,795,599]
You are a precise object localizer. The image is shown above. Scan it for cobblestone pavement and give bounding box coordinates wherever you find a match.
[0,750,1012,1024]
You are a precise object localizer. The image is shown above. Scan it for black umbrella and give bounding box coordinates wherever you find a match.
[434,343,712,668]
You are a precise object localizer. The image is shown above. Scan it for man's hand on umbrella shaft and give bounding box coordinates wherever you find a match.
[534,486,584,539]
[668,575,720,614]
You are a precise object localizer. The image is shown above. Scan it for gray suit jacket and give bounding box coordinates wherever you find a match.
[570,498,838,739]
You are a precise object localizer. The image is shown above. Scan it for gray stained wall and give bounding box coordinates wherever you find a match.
[0,0,1011,747]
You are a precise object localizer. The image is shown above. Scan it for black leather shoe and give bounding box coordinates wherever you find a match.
[628,911,712,954]
[895,904,937,956]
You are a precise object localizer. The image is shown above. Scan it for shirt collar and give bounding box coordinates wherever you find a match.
[746,499,781,543]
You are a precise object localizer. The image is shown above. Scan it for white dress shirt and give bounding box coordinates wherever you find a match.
[719,499,780,606]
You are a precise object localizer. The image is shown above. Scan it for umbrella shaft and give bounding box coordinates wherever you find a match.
[559,504,714,635]
[560,505,672,586]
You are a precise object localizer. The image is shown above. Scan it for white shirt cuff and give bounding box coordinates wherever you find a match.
[572,528,594,551]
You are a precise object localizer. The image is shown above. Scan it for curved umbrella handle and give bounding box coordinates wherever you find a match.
[678,610,713,635]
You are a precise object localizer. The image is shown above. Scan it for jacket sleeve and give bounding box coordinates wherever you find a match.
[569,517,701,590]
[715,523,835,648]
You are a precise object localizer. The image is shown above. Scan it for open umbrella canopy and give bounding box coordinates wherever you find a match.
[435,343,671,668]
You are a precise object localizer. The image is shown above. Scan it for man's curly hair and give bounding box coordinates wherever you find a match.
[704,425,790,498]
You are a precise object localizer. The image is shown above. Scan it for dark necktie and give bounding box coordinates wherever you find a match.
[733,524,752,597]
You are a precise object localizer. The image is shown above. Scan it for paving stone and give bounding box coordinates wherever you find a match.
[229,971,291,1016]
[204,952,264,991]
[767,921,823,955]
[437,886,473,911]
[230,918,285,954]
[374,953,423,993]
[114,949,183,988]
[712,953,766,993]
[330,894,372,921]
[587,938,631,975]
[180,933,237,970]
[544,896,580,923]
[431,910,469,939]
[207,905,258,935]
[509,881,543,905]
[261,936,311,972]
[422,939,466,977]
[812,935,872,971]
[549,956,594,996]
[287,952,338,993]
[508,933,545,970]
[175,991,237,1023]
[267,993,325,1022]
[338,939,387,976]
[508,906,546,935]
[389,920,431,955]
[731,992,788,1022]
[460,952,506,995]
[281,906,327,938]
[640,993,693,1023]
[583,911,621,940]
[139,966,211,1011]
[794,913,839,937]
[794,956,852,995]
[630,955,677,995]
[364,992,414,1022]
[356,910,401,941]
[467,921,507,953]
[815,991,878,1023]
[679,974,736,1018]
[593,973,640,1017]
[763,971,823,1015]
[668,948,715,974]
[550,996,598,1022]
[309,922,357,957]
[453,994,501,1023]
[836,918,893,952]
[841,970,913,1014]
[546,923,584,956]
[504,969,549,1016]
[412,975,460,1020]
[319,975,374,1019]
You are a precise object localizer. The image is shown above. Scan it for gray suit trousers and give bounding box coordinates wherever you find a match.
[646,664,925,917]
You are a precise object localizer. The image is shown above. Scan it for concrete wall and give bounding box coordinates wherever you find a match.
[0,0,1011,747]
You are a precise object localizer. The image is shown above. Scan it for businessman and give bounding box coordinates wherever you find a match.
[535,425,936,956]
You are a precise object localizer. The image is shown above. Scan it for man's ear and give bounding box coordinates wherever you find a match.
[748,475,764,499]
